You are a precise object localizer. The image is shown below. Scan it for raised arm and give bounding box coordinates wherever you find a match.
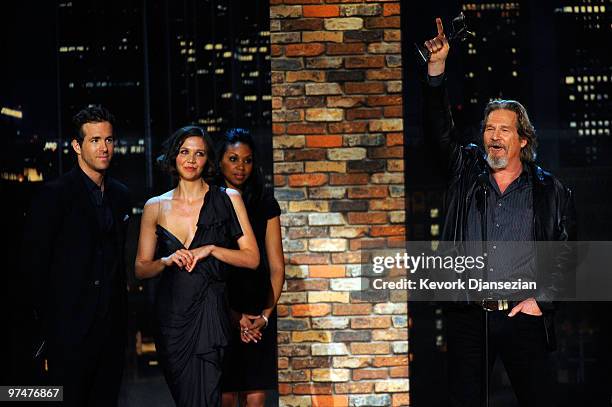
[186,189,260,271]
[422,18,465,176]
[134,197,194,279]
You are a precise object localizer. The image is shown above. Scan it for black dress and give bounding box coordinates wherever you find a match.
[223,190,281,392]
[154,186,243,407]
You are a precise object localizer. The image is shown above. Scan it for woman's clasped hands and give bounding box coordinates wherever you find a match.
[239,313,266,344]
[162,245,215,272]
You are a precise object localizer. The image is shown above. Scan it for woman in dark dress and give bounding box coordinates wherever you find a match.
[135,126,260,407]
[218,129,285,407]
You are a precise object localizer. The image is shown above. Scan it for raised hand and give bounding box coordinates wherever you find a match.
[424,18,450,76]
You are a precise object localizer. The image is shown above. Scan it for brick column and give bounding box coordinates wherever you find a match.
[270,2,408,406]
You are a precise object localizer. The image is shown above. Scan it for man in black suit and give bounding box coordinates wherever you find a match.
[23,106,130,406]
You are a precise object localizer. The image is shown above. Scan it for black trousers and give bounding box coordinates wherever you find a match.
[44,305,125,407]
[446,305,554,407]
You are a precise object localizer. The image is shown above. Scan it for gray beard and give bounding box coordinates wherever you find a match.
[487,154,508,169]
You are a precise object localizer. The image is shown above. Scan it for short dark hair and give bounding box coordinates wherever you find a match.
[160,126,217,182]
[481,99,538,163]
[72,105,115,143]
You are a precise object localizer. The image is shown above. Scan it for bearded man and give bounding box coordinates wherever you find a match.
[423,18,576,407]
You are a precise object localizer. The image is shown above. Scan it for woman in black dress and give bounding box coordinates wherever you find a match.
[135,126,259,407]
[218,129,285,407]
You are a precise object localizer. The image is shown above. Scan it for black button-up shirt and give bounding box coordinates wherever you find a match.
[80,168,113,232]
[79,168,119,316]
[465,166,536,298]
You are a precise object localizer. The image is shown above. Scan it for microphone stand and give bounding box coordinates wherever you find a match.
[477,173,490,407]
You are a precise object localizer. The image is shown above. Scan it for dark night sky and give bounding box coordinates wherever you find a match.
[1,1,58,137]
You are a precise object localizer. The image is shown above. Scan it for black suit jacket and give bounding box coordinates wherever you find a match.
[22,167,130,348]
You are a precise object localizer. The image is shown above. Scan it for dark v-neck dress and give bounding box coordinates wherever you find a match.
[154,186,243,407]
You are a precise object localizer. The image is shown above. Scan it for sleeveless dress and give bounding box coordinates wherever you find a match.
[154,186,243,407]
[223,190,281,393]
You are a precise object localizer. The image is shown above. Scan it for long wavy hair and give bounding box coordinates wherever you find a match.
[159,125,217,183]
[481,99,538,163]
[214,128,265,215]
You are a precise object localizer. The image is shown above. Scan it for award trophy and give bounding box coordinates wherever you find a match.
[414,12,475,65]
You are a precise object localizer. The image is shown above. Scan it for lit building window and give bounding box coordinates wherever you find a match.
[1,107,24,119]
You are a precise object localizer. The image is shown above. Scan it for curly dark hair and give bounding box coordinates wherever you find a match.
[72,105,115,143]
[159,126,217,182]
[481,99,538,163]
[214,128,265,214]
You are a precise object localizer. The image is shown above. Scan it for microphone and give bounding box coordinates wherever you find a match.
[476,172,489,215]
[477,172,489,191]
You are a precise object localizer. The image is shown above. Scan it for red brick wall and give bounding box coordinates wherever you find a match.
[270,2,408,406]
